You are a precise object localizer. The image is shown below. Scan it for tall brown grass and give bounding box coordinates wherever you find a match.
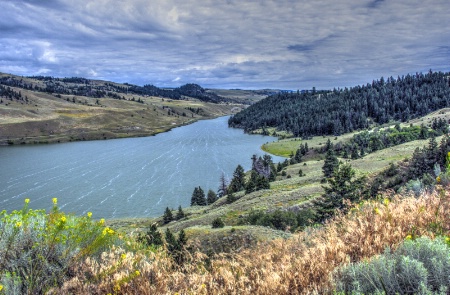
[52,187,449,294]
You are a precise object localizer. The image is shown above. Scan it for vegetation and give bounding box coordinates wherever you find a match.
[0,75,226,102]
[0,199,119,294]
[190,186,207,206]
[3,70,450,293]
[335,236,450,294]
[211,217,225,228]
[5,185,444,294]
[0,73,244,145]
[229,70,450,137]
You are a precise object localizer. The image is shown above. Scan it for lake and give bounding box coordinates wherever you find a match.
[0,116,283,219]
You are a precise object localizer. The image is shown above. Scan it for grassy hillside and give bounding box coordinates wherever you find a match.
[105,108,450,257]
[0,73,247,145]
[2,182,448,294]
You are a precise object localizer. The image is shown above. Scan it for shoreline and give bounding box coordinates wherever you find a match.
[0,114,234,146]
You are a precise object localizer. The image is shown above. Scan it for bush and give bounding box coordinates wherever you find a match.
[335,236,450,294]
[0,199,118,294]
[211,217,225,228]
[244,209,315,232]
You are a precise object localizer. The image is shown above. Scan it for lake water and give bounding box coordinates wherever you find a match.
[0,116,283,219]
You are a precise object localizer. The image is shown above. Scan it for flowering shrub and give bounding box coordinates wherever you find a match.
[0,199,118,294]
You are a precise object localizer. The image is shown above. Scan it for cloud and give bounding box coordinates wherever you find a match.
[0,0,448,89]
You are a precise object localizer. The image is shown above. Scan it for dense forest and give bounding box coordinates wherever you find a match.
[0,75,225,102]
[229,71,450,137]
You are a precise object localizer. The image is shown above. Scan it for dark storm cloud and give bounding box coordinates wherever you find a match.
[0,0,448,89]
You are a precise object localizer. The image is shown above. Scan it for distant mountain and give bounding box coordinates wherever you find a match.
[229,70,450,137]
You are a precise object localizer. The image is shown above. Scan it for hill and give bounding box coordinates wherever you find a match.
[0,73,251,145]
[1,71,450,293]
[228,70,450,137]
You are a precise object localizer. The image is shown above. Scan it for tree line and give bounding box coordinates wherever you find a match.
[229,70,450,137]
[0,75,227,102]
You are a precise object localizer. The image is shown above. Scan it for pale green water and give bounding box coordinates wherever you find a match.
[0,116,283,218]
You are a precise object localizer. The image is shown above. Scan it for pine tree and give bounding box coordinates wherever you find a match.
[228,165,246,193]
[245,170,258,194]
[138,223,163,247]
[425,135,438,168]
[317,162,366,222]
[163,207,173,224]
[177,229,187,248]
[176,205,185,220]
[226,192,237,203]
[207,189,218,204]
[190,186,207,206]
[256,175,270,190]
[322,149,339,178]
[165,228,178,253]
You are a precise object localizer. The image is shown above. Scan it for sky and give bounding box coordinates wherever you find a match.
[0,0,449,90]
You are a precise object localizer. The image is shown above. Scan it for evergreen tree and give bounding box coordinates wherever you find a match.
[177,229,187,248]
[137,223,163,247]
[324,138,333,152]
[245,170,258,194]
[228,165,246,193]
[163,207,173,224]
[256,175,270,190]
[408,147,427,179]
[317,162,366,221]
[294,148,302,163]
[426,135,438,168]
[226,192,237,203]
[190,186,207,206]
[176,205,185,220]
[322,149,339,178]
[351,148,359,159]
[207,189,218,204]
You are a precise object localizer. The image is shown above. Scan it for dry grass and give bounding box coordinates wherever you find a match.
[52,187,450,294]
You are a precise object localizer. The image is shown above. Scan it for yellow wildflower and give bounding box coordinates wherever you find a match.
[87,212,92,218]
[406,235,412,240]
[60,216,66,223]
[99,218,105,225]
[135,270,140,276]
[383,198,389,206]
[0,284,3,291]
[15,221,22,228]
[102,227,114,236]
[25,198,30,204]
[52,198,58,205]
[373,207,380,215]
[121,253,127,260]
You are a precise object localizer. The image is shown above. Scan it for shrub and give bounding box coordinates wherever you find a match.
[244,208,316,232]
[335,236,450,294]
[0,199,118,294]
[211,217,225,228]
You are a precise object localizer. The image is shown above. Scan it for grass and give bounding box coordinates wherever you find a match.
[107,133,437,249]
[262,108,450,158]
[0,74,244,145]
[48,186,449,294]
